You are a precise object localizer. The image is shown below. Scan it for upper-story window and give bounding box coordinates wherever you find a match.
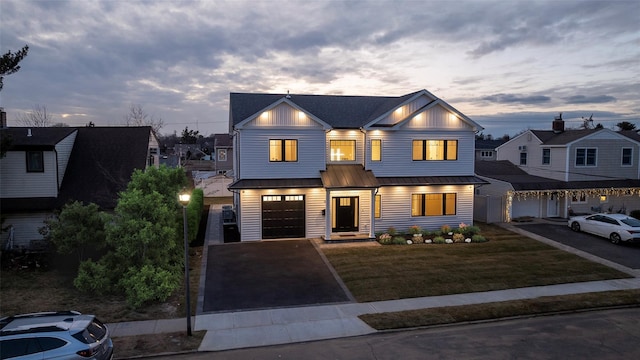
[542,148,550,165]
[575,148,596,166]
[330,140,355,161]
[371,139,381,162]
[218,149,227,162]
[622,148,632,166]
[412,140,457,161]
[269,139,297,162]
[519,152,527,165]
[26,151,44,172]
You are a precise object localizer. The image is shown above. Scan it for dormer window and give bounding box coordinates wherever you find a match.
[26,151,44,172]
[330,140,355,161]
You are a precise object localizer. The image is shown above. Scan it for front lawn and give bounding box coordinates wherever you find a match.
[321,223,631,302]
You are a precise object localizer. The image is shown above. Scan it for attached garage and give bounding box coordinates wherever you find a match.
[262,195,305,239]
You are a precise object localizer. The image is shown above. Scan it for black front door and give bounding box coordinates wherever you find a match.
[333,197,358,232]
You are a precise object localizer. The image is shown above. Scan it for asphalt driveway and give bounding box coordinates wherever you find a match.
[516,222,640,269]
[202,240,351,312]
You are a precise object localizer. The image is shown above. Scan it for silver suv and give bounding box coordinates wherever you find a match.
[0,311,113,359]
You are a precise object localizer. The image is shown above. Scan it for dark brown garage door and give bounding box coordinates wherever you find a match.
[262,195,305,239]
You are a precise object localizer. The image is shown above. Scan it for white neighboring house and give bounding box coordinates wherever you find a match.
[0,126,159,250]
[476,116,640,222]
[228,90,487,241]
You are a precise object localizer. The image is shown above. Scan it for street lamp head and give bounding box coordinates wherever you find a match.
[178,192,191,206]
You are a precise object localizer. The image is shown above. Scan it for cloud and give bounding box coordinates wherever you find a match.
[481,94,551,105]
[564,95,617,104]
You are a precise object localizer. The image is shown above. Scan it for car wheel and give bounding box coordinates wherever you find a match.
[610,233,621,245]
[570,222,581,232]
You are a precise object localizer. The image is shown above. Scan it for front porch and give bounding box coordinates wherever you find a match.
[321,232,376,244]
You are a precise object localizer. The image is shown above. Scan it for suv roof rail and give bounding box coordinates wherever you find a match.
[0,311,82,330]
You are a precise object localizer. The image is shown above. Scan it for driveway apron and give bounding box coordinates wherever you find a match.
[202,239,351,312]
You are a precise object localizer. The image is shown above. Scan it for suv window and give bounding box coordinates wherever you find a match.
[1,338,41,358]
[38,336,67,351]
[72,319,107,343]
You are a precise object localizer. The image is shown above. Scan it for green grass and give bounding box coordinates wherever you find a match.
[322,223,631,302]
[360,289,640,330]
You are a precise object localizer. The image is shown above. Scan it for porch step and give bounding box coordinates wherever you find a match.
[322,234,377,244]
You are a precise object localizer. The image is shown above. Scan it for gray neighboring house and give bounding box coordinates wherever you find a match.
[475,117,640,222]
[0,126,159,250]
[475,139,507,161]
[213,133,233,175]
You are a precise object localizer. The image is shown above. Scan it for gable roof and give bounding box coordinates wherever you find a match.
[0,127,77,150]
[229,90,470,130]
[529,128,639,146]
[475,139,507,150]
[56,127,153,209]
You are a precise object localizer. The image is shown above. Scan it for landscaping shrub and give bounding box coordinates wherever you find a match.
[433,236,445,244]
[74,260,112,295]
[453,233,465,243]
[119,265,180,308]
[472,234,488,243]
[378,233,392,245]
[392,236,407,245]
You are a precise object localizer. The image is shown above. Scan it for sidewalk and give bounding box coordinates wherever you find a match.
[107,211,640,352]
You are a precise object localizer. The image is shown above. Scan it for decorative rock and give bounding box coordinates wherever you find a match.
[445,239,453,244]
[406,240,413,245]
[465,238,472,243]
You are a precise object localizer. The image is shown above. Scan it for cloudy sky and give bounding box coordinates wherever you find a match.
[1,0,638,137]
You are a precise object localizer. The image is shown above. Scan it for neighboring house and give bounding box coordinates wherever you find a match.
[0,126,159,249]
[228,90,487,241]
[475,139,507,161]
[475,117,640,221]
[213,133,233,175]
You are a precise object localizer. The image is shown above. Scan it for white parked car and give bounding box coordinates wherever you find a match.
[568,213,640,244]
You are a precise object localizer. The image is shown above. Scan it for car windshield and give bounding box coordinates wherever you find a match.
[621,217,640,227]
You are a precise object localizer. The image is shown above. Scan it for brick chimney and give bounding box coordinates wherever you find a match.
[552,113,564,133]
[0,108,6,128]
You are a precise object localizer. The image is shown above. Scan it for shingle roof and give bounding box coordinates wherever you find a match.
[531,129,601,145]
[56,127,152,209]
[230,91,420,129]
[213,133,233,147]
[0,127,77,150]
[475,160,640,191]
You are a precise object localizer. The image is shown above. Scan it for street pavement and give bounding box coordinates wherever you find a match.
[107,210,640,354]
[147,307,640,360]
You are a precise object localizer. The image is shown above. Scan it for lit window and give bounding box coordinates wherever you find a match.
[269,139,297,162]
[371,139,381,161]
[411,193,456,216]
[330,140,355,161]
[374,194,381,218]
[26,151,44,172]
[412,140,457,161]
[217,149,227,162]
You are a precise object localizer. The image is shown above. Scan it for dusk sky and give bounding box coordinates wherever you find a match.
[1,0,638,137]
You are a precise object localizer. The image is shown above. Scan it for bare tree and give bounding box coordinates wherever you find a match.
[123,104,164,135]
[15,104,55,127]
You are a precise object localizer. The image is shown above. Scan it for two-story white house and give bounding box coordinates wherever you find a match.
[228,90,487,241]
[476,116,640,221]
[0,126,159,249]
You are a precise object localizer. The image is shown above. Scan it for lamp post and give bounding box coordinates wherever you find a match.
[178,191,192,336]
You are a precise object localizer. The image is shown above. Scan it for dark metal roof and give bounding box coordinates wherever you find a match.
[0,127,77,150]
[476,160,640,191]
[377,176,488,187]
[229,91,420,129]
[320,164,379,189]
[228,178,324,190]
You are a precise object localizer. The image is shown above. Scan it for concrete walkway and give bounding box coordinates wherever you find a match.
[107,211,640,352]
